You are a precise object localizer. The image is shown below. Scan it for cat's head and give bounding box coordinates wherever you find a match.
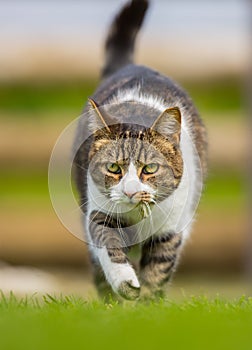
[87,99,183,209]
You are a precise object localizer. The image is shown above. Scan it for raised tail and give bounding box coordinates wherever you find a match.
[101,0,149,79]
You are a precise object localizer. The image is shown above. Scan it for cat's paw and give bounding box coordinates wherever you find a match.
[117,280,141,300]
[107,263,140,300]
[95,247,141,300]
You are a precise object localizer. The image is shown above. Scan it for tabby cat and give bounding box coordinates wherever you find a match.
[73,0,207,300]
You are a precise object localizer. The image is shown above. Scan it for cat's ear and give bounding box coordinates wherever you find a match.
[88,98,111,134]
[150,107,181,143]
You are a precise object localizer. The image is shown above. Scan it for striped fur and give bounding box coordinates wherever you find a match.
[140,233,182,288]
[102,0,149,79]
[73,0,207,300]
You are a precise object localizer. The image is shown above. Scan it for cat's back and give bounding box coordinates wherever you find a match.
[93,64,188,106]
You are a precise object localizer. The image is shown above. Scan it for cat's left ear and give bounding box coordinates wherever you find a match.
[150,107,181,143]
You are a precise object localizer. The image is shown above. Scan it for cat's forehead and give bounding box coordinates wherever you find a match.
[95,136,166,164]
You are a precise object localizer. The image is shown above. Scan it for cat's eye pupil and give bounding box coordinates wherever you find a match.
[107,163,121,174]
[142,163,159,174]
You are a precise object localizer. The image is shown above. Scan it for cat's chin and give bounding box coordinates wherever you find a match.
[111,200,154,218]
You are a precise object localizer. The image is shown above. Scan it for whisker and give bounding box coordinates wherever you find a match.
[132,209,146,244]
[116,206,128,247]
[101,201,117,239]
[152,200,169,220]
[78,190,108,200]
[71,195,110,216]
[88,199,113,228]
[74,163,87,172]
[146,202,153,238]
[78,194,106,207]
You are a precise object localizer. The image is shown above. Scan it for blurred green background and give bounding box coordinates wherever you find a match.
[0,0,249,297]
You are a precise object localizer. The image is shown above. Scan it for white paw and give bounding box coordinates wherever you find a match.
[108,263,140,300]
[94,247,140,300]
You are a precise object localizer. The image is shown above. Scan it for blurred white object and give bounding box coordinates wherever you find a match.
[0,262,58,294]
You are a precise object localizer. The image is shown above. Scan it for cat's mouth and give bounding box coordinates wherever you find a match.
[109,191,156,219]
[129,191,154,204]
[125,193,155,219]
[110,190,155,205]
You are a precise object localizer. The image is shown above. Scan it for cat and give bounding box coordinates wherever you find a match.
[73,0,207,300]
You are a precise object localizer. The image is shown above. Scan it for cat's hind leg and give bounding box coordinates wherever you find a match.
[140,232,182,298]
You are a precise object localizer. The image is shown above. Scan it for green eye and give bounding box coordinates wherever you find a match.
[142,163,159,174]
[106,163,121,174]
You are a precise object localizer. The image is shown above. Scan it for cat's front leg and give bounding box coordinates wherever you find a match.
[88,210,140,300]
[140,232,182,298]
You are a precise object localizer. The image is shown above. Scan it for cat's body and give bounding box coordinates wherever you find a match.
[73,0,207,300]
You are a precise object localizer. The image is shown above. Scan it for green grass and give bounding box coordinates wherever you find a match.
[0,293,252,350]
[0,76,243,117]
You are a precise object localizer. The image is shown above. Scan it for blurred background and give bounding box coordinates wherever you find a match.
[0,0,250,298]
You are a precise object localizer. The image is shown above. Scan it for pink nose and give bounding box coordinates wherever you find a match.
[124,191,137,198]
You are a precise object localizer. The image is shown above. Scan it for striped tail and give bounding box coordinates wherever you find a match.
[101,0,149,79]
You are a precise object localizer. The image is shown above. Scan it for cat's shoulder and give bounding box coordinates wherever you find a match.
[92,64,186,104]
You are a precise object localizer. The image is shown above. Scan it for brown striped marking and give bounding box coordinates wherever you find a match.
[89,210,128,264]
[140,233,182,287]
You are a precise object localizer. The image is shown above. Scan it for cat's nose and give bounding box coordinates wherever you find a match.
[124,191,137,199]
[123,177,141,199]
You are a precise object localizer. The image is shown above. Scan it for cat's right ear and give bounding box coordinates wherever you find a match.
[88,98,111,134]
